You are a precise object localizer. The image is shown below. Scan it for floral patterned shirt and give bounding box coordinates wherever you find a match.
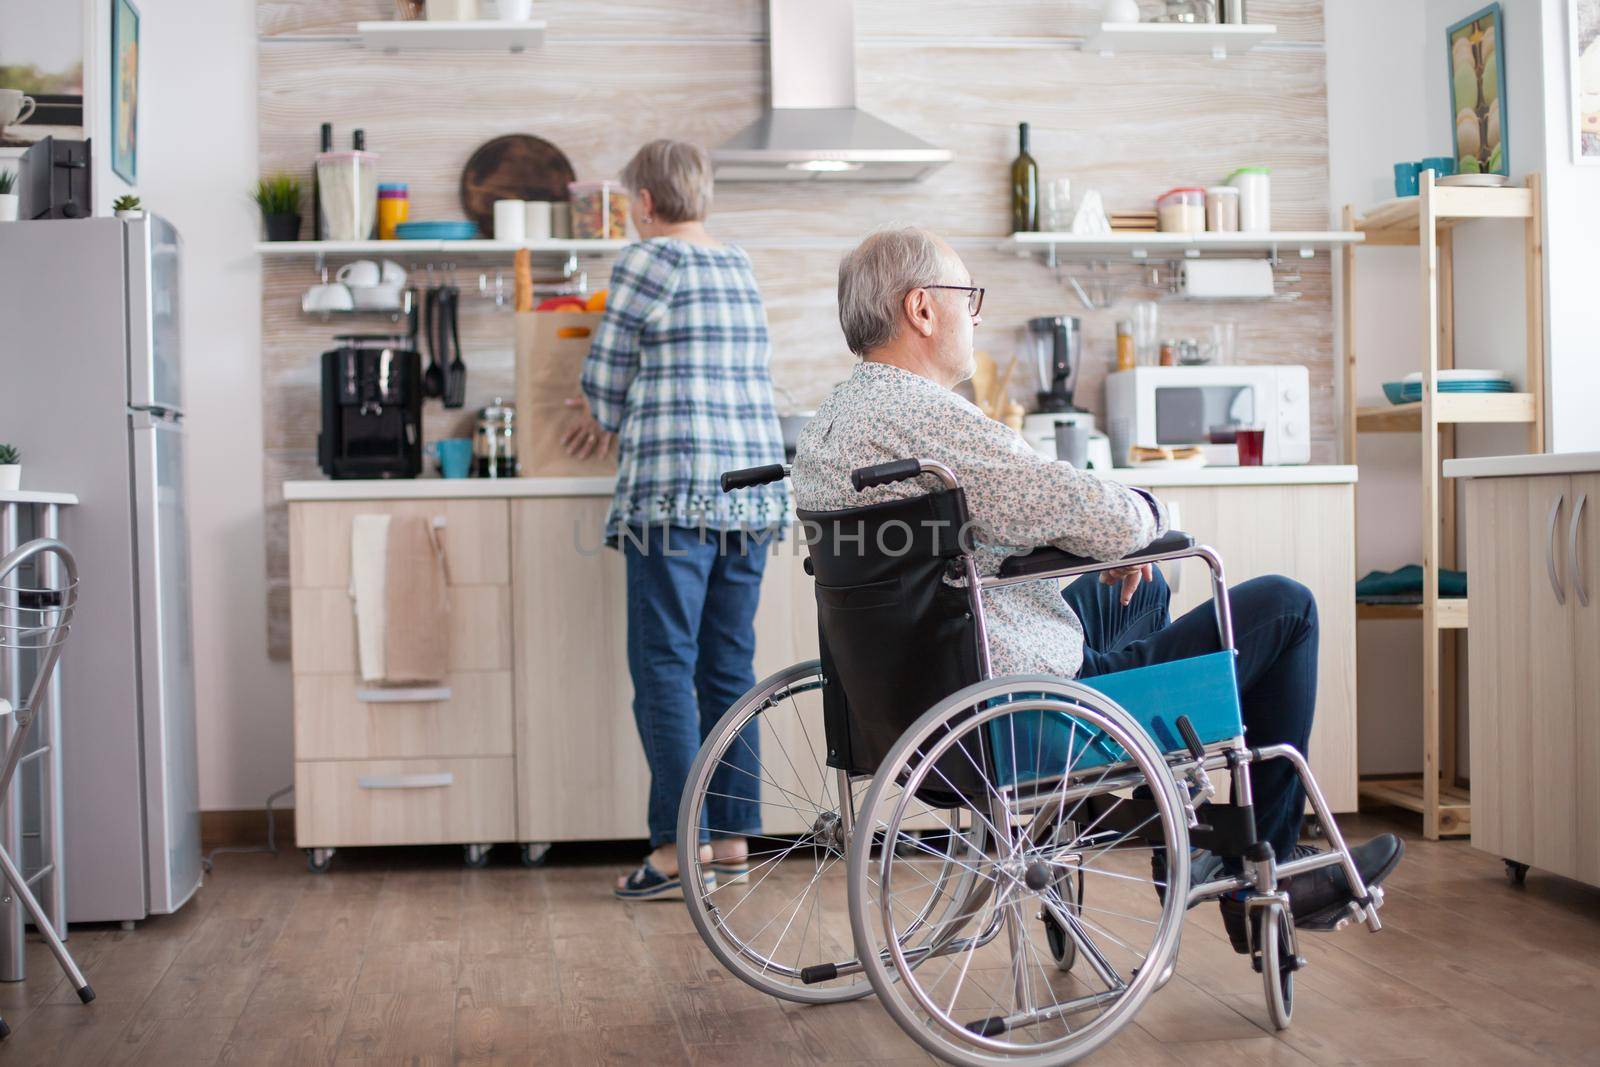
[791,360,1168,678]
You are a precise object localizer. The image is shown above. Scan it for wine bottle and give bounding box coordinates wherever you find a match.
[1011,122,1039,234]
[313,122,331,242]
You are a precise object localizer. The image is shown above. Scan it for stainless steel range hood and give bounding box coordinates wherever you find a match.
[712,0,953,182]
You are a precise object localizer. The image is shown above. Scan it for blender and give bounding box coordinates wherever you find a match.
[1028,315,1083,413]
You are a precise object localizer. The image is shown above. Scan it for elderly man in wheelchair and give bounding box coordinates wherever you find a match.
[674,227,1402,1064]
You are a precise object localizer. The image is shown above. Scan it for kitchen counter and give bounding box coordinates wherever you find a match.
[1443,452,1600,479]
[282,464,1357,502]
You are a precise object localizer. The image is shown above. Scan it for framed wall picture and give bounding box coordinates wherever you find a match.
[110,0,139,184]
[1446,4,1508,176]
[1574,0,1600,163]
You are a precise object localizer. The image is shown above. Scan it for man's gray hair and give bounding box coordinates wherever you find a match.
[620,140,713,224]
[837,227,948,357]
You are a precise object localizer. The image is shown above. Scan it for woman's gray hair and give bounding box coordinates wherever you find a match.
[620,140,714,224]
[837,227,948,357]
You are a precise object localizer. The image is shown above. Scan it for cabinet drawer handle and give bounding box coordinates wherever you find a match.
[356,687,453,704]
[1572,492,1589,608]
[1547,492,1566,606]
[357,772,454,790]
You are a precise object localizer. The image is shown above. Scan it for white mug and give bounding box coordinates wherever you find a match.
[0,90,36,129]
[497,0,534,19]
[378,259,406,286]
[302,283,355,313]
[352,282,404,310]
[335,260,381,288]
[524,201,552,241]
[493,199,525,242]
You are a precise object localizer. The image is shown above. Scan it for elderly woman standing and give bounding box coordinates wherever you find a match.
[563,140,788,899]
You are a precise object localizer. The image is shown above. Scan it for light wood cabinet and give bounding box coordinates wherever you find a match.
[288,499,518,852]
[1151,483,1359,813]
[1465,472,1600,888]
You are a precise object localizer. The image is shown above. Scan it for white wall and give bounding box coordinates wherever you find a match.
[131,0,287,811]
[1540,0,1600,452]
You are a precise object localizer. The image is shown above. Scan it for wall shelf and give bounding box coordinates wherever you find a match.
[355,20,546,53]
[257,238,625,259]
[1084,22,1277,58]
[1354,393,1538,432]
[1000,230,1361,263]
[1356,599,1469,628]
[1353,186,1534,246]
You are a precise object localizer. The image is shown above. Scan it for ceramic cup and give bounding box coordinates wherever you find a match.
[351,282,404,310]
[335,259,382,288]
[431,438,473,479]
[1054,422,1091,469]
[498,0,534,19]
[302,282,355,312]
[378,259,406,286]
[0,90,36,129]
[493,199,525,242]
[1393,161,1421,198]
[1421,155,1456,179]
[524,201,552,241]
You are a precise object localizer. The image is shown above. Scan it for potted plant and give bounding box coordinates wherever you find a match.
[0,445,19,491]
[113,194,144,219]
[254,175,304,242]
[0,172,17,223]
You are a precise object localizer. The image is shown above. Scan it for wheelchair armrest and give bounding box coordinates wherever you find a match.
[996,531,1197,580]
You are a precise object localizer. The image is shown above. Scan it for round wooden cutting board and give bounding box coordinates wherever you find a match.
[459,134,577,236]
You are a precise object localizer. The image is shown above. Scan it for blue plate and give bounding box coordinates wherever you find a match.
[1386,380,1512,404]
[395,220,480,240]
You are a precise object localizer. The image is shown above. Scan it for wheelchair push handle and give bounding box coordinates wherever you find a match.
[719,464,788,493]
[851,457,960,493]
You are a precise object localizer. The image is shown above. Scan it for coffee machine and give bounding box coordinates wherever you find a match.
[1027,315,1084,413]
[319,336,423,479]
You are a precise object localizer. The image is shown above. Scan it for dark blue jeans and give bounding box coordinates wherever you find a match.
[622,525,768,850]
[1063,569,1318,862]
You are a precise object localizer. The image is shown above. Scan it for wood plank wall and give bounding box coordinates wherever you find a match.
[258,0,1331,657]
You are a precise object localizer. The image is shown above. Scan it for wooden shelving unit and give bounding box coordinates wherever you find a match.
[1343,171,1545,840]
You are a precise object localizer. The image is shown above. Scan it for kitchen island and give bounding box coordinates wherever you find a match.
[283,464,1358,865]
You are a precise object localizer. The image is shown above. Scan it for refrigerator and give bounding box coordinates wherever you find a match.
[0,217,203,923]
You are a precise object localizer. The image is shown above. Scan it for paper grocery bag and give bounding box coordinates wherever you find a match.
[514,311,619,477]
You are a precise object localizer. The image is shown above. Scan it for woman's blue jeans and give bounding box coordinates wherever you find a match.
[622,525,768,850]
[1063,569,1319,862]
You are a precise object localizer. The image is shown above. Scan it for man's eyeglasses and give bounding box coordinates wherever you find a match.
[925,284,985,318]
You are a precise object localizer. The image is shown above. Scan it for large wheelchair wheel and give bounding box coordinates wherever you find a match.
[848,676,1191,1066]
[677,661,981,1005]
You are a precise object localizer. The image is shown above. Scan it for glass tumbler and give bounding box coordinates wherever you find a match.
[1132,300,1159,366]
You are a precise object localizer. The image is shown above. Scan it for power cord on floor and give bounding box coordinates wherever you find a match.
[201,784,293,872]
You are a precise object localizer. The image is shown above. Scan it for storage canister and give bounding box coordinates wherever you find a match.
[568,180,630,240]
[376,183,409,240]
[1205,185,1240,232]
[1156,187,1205,233]
[1227,166,1271,232]
[316,150,380,242]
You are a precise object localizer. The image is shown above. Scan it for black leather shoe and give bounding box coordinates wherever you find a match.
[1219,834,1405,953]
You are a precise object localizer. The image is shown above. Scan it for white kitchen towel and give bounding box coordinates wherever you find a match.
[1177,259,1275,299]
[350,514,391,683]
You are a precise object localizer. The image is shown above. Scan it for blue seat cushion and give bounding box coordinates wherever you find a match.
[988,651,1243,787]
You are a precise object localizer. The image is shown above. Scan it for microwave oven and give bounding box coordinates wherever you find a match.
[1104,365,1311,466]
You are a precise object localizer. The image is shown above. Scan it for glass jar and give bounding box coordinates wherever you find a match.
[1205,186,1240,232]
[474,398,517,479]
[1156,0,1218,22]
[1156,187,1205,233]
[568,180,630,240]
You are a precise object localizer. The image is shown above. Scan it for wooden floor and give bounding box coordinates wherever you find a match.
[0,812,1598,1065]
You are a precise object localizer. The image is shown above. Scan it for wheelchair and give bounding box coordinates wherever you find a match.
[676,458,1386,1065]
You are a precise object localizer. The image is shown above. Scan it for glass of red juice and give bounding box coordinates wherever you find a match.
[1235,427,1266,466]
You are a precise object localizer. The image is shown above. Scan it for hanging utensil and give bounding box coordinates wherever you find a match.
[422,286,445,400]
[444,285,468,409]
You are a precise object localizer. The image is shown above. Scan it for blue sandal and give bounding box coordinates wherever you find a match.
[613,861,715,901]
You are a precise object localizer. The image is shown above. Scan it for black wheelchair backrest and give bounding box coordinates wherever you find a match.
[797,489,987,798]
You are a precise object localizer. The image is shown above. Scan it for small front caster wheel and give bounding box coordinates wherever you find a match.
[306,848,335,874]
[520,842,552,868]
[464,844,492,868]
[1505,859,1530,885]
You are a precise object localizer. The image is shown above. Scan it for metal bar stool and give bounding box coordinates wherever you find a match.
[0,538,94,1037]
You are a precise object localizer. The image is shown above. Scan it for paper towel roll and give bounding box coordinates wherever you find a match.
[1177,259,1275,299]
